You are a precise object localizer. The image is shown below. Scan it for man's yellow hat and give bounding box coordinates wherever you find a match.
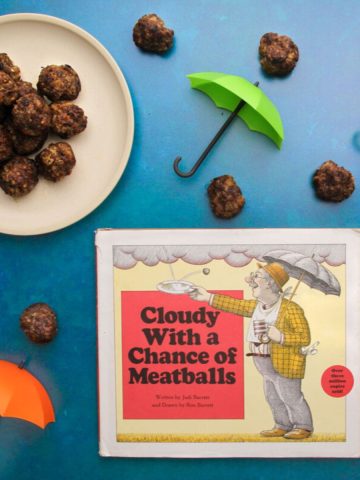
[257,262,289,291]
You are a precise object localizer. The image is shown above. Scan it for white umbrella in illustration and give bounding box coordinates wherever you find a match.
[262,249,341,354]
[262,249,341,297]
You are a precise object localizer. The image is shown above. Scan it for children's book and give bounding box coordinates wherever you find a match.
[96,229,360,457]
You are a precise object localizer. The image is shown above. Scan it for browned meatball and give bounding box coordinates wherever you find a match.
[259,33,299,76]
[12,93,51,136]
[0,124,13,162]
[207,175,245,218]
[0,53,21,81]
[5,118,47,155]
[0,71,19,106]
[133,14,174,53]
[37,64,81,101]
[20,303,58,343]
[0,105,8,123]
[50,101,87,138]
[313,160,355,202]
[0,156,38,197]
[16,80,37,98]
[36,142,76,181]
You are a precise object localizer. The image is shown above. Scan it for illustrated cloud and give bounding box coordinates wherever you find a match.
[113,244,345,269]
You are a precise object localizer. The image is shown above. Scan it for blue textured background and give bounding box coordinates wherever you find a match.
[0,1,360,479]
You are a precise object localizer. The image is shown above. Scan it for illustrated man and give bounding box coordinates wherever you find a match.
[190,262,313,440]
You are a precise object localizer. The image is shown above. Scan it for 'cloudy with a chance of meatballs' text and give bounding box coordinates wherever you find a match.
[126,306,238,384]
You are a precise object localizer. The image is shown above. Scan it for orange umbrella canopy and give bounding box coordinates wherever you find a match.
[0,360,55,429]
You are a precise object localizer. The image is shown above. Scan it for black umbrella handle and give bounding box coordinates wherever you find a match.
[18,355,31,369]
[173,81,260,178]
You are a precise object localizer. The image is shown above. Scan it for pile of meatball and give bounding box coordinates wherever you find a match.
[0,54,87,198]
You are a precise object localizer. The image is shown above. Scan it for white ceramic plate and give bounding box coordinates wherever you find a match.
[157,280,196,294]
[0,14,134,235]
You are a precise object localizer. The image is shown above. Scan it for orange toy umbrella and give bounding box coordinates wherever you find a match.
[0,359,55,429]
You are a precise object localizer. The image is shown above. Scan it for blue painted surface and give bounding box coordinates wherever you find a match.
[0,1,360,479]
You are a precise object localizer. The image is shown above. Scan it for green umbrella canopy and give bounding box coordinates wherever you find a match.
[187,72,284,149]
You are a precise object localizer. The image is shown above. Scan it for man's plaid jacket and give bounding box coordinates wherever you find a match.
[211,295,311,379]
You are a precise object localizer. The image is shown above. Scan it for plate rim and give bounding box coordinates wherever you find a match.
[0,13,134,236]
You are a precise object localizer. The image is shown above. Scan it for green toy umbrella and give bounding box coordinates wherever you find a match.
[173,72,284,177]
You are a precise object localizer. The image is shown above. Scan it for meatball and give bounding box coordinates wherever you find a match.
[0,124,13,162]
[0,53,21,81]
[0,71,19,106]
[313,160,355,202]
[37,64,81,101]
[12,93,51,136]
[20,303,58,343]
[0,156,38,197]
[5,118,47,155]
[133,13,174,53]
[0,105,8,123]
[36,142,76,181]
[207,175,245,218]
[16,80,37,98]
[259,32,299,76]
[50,101,87,138]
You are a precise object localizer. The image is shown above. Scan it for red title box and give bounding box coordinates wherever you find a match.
[121,290,244,419]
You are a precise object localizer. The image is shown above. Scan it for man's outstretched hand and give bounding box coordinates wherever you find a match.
[189,286,211,303]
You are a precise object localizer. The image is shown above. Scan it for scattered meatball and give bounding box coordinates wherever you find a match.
[133,13,174,53]
[37,64,81,101]
[20,303,58,343]
[0,156,38,197]
[12,93,51,136]
[259,32,299,76]
[313,160,355,202]
[207,175,245,218]
[36,142,76,182]
[16,80,37,98]
[0,53,21,81]
[5,118,47,155]
[0,71,19,106]
[0,124,13,162]
[50,101,87,138]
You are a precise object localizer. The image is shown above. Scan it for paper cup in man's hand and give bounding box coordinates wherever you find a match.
[253,319,267,336]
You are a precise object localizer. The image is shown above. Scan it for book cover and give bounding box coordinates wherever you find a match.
[96,229,360,457]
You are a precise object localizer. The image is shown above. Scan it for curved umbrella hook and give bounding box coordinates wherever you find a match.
[173,81,259,178]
